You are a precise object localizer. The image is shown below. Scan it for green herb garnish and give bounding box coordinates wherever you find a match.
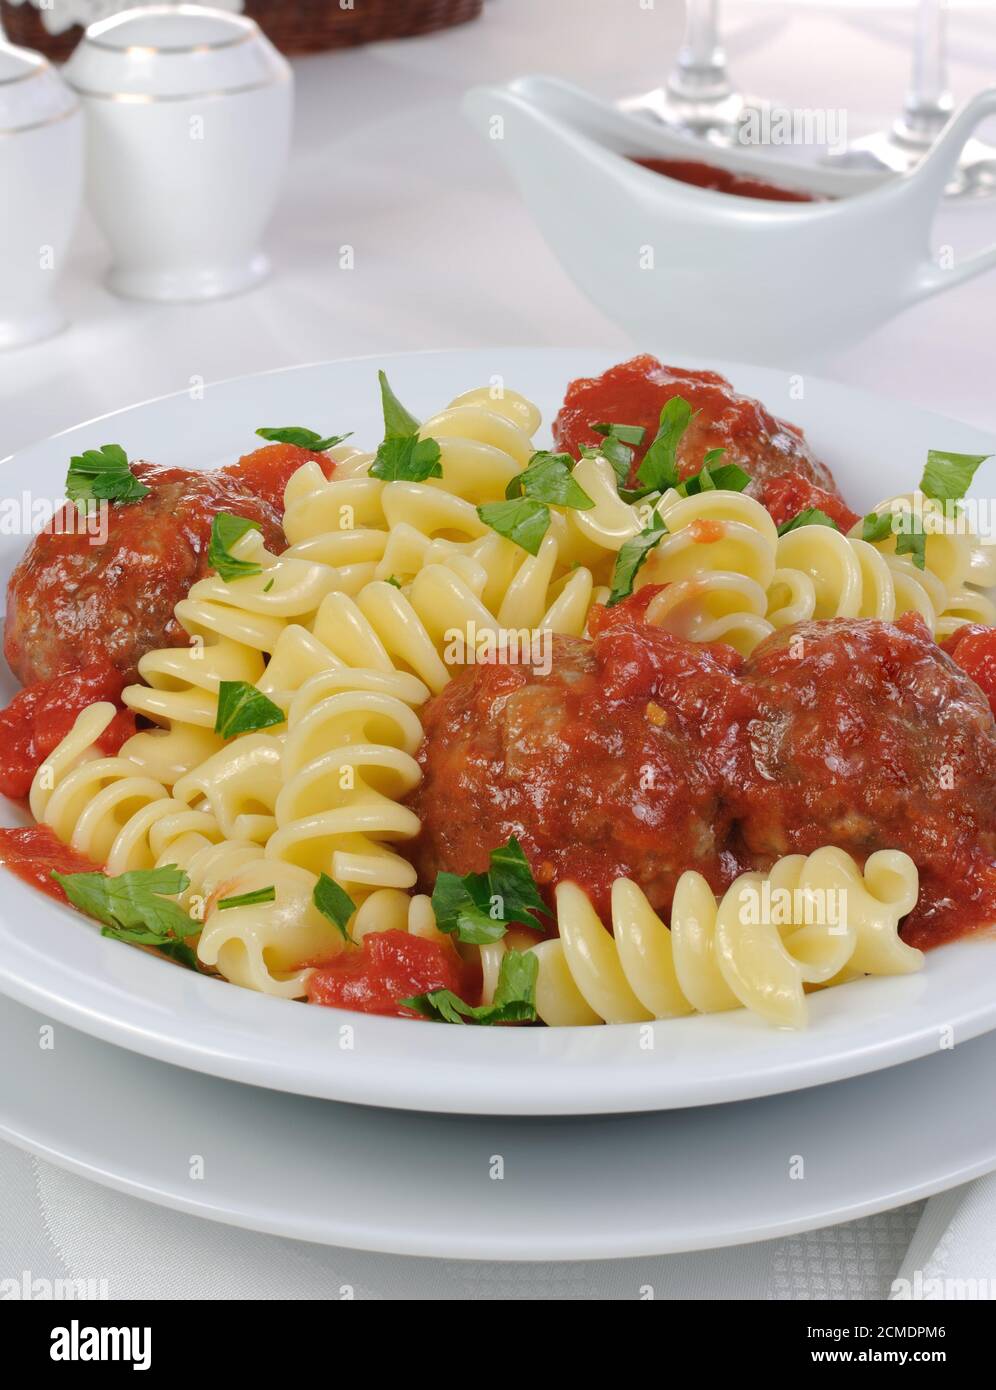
[313,872,357,943]
[607,511,668,605]
[592,422,646,446]
[52,865,198,969]
[777,508,840,536]
[430,836,552,944]
[920,449,990,504]
[217,886,276,910]
[477,497,551,556]
[368,371,443,482]
[399,949,538,1025]
[65,444,150,507]
[505,450,594,509]
[636,397,695,493]
[255,427,352,451]
[214,680,285,738]
[208,512,263,581]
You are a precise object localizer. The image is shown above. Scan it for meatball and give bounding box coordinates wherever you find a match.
[406,613,752,920]
[4,444,330,687]
[552,354,846,503]
[738,614,996,888]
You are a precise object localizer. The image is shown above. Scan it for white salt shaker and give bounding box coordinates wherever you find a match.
[64,5,293,301]
[0,42,83,348]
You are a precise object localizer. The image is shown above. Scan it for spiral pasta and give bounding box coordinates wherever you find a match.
[518,849,923,1029]
[849,491,996,638]
[120,527,340,785]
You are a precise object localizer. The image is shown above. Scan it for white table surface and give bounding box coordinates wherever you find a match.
[1,0,995,1300]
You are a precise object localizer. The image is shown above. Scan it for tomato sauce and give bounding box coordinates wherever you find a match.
[630,156,821,203]
[760,474,860,534]
[941,625,996,718]
[0,824,99,901]
[224,442,334,515]
[0,662,135,799]
[307,930,476,1017]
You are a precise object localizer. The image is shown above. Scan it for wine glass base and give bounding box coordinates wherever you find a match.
[620,88,771,148]
[825,131,996,201]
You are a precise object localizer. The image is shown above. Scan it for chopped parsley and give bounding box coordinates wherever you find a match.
[208,512,264,581]
[65,444,150,507]
[313,873,357,943]
[52,865,198,969]
[607,510,668,605]
[368,371,443,482]
[255,426,352,450]
[217,886,276,910]
[399,948,538,1025]
[777,508,840,536]
[430,836,552,944]
[477,497,551,556]
[214,680,285,738]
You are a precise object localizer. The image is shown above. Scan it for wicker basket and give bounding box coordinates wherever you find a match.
[1,1,484,62]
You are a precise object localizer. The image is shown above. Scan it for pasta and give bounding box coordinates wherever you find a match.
[521,849,923,1029]
[850,490,996,637]
[119,527,339,785]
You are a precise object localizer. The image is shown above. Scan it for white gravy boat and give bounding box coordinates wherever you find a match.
[464,76,996,365]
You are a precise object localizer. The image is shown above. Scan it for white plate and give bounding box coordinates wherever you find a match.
[2,348,996,1116]
[2,991,995,1259]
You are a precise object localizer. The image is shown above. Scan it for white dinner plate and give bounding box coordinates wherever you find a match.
[1,348,995,1115]
[2,991,995,1259]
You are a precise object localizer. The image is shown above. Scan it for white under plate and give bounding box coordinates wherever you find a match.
[1,348,995,1115]
[1,992,995,1259]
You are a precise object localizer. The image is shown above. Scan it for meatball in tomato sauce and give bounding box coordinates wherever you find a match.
[738,614,996,946]
[407,607,752,921]
[4,443,331,687]
[553,354,846,506]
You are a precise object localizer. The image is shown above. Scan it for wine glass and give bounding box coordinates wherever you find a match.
[827,0,996,198]
[620,0,767,144]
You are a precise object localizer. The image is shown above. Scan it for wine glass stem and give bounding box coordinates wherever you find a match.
[667,0,733,103]
[902,0,953,143]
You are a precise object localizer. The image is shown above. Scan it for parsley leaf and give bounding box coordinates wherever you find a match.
[677,457,751,499]
[369,434,443,482]
[505,451,594,509]
[636,397,695,493]
[65,444,151,507]
[896,526,927,570]
[862,510,895,543]
[920,449,990,504]
[777,508,840,535]
[367,371,443,482]
[52,865,198,969]
[399,949,538,1025]
[377,369,421,438]
[255,426,352,451]
[218,886,275,910]
[430,837,552,944]
[208,512,263,581]
[214,680,285,738]
[607,511,668,606]
[313,873,357,943]
[592,421,646,446]
[477,497,551,556]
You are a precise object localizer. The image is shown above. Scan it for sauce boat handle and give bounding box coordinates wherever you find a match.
[909,87,996,301]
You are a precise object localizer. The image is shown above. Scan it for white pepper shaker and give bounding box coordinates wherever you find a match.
[64,4,293,302]
[0,41,83,348]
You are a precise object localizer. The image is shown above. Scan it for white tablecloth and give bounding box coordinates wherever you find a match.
[1,0,996,1298]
